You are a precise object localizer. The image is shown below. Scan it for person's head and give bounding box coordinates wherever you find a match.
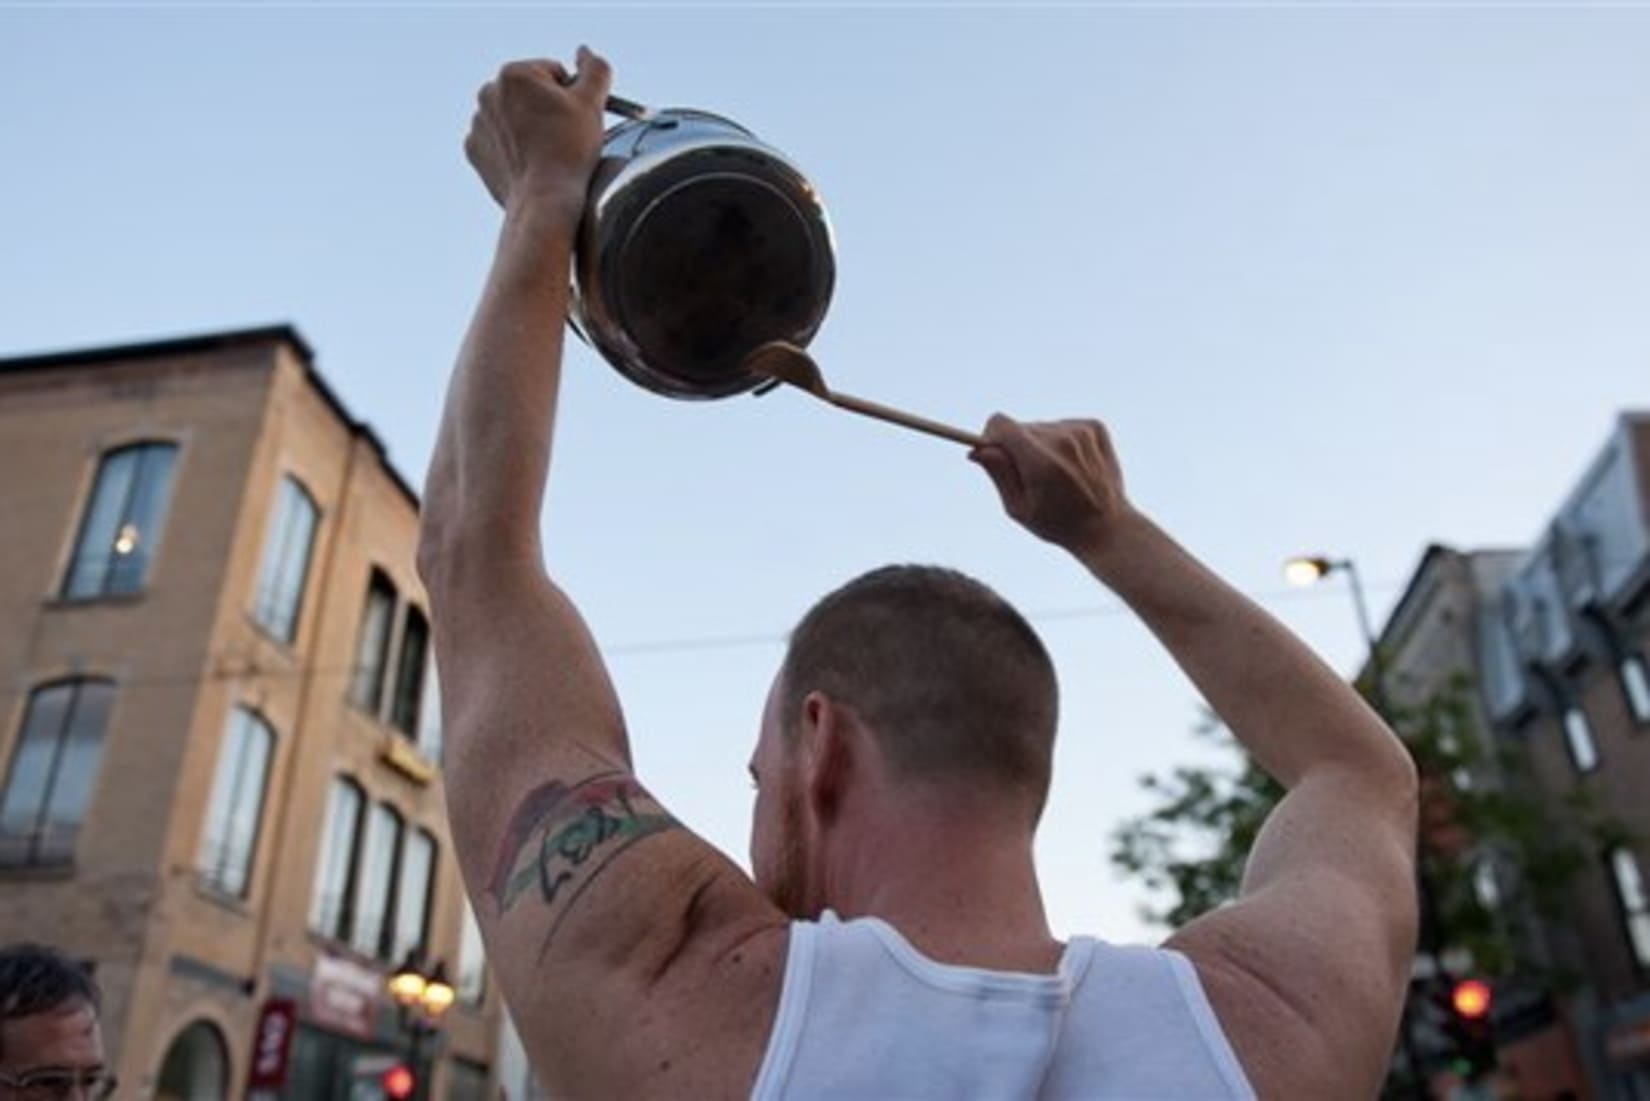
[749,565,1059,917]
[0,944,111,1101]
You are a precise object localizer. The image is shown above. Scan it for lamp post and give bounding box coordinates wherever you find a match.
[1285,553,1437,1099]
[1283,555,1390,714]
[387,952,456,1101]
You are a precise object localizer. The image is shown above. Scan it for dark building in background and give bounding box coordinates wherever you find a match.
[1376,412,1650,1099]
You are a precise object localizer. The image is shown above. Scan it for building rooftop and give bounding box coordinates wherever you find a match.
[0,324,421,509]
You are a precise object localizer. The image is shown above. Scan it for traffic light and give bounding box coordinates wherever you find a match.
[382,1063,416,1100]
[1443,977,1496,1080]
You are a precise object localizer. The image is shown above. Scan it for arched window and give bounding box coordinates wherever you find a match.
[349,569,398,713]
[350,802,404,960]
[252,475,319,642]
[154,1020,228,1101]
[389,607,429,738]
[392,829,437,963]
[198,707,275,897]
[309,777,365,939]
[63,442,178,599]
[0,679,117,866]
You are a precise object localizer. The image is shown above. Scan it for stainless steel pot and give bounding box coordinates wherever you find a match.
[570,99,836,400]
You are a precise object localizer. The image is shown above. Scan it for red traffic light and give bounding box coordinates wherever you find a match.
[382,1064,416,1100]
[1451,978,1492,1020]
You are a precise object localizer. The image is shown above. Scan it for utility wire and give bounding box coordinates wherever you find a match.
[0,576,1401,699]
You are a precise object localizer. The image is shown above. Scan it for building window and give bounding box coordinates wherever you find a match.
[1608,847,1650,969]
[1563,705,1600,773]
[309,778,365,939]
[389,608,429,738]
[1622,654,1650,727]
[350,803,403,960]
[197,708,275,897]
[417,663,442,763]
[62,442,179,599]
[0,680,116,867]
[392,830,436,964]
[1472,858,1501,910]
[251,476,319,643]
[349,571,398,713]
[456,901,486,1005]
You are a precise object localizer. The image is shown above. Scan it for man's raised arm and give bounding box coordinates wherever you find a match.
[418,52,787,1099]
[973,415,1419,1098]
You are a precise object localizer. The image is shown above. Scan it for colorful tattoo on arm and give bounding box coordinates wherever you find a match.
[485,772,678,954]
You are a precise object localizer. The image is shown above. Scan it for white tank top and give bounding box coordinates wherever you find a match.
[752,911,1255,1100]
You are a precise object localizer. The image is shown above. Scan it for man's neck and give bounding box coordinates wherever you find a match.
[818,796,1063,975]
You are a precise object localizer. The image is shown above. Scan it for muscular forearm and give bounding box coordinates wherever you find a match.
[420,208,576,575]
[1081,511,1413,793]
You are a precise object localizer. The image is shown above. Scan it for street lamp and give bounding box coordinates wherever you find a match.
[388,953,455,1101]
[1283,555,1386,709]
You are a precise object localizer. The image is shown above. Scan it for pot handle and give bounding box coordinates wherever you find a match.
[603,94,653,121]
[554,68,653,121]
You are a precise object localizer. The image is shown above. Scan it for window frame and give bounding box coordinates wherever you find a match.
[388,607,430,739]
[251,475,320,644]
[1562,703,1601,774]
[197,707,276,899]
[1607,846,1650,971]
[391,828,438,964]
[309,777,367,941]
[416,661,442,763]
[348,570,399,715]
[61,440,180,601]
[349,802,405,961]
[1620,652,1650,729]
[0,678,118,868]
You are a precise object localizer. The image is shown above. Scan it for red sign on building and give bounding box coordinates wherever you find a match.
[247,998,298,1091]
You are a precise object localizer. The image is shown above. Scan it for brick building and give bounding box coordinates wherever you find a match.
[0,327,503,1099]
[1376,413,1650,1098]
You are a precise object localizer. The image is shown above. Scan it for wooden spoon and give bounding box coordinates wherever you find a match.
[743,341,983,448]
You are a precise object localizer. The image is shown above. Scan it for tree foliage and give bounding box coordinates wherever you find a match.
[1109,673,1627,985]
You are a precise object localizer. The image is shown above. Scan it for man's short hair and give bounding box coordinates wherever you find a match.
[0,943,100,1055]
[780,565,1059,819]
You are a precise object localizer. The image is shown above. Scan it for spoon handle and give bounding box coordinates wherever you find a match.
[827,392,984,448]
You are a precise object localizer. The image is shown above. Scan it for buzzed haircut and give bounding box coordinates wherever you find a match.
[0,942,100,1057]
[780,565,1059,819]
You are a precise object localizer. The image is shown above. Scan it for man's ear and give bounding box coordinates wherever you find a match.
[799,690,853,824]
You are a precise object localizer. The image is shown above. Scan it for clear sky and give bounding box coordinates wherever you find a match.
[3,3,1647,945]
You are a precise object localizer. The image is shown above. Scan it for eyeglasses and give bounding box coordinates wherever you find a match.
[0,1069,119,1101]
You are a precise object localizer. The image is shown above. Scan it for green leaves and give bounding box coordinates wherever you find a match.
[1109,675,1631,987]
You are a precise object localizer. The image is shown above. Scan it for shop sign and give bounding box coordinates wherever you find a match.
[1606,1019,1650,1064]
[311,952,382,1038]
[247,998,298,1091]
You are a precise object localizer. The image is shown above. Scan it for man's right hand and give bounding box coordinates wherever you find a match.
[465,47,612,228]
[970,414,1138,560]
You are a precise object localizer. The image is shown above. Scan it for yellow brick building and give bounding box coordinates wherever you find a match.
[0,327,502,1099]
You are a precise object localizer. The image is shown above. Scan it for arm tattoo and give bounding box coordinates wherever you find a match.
[485,771,678,953]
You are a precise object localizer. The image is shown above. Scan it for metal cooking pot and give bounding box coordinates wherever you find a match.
[570,97,836,400]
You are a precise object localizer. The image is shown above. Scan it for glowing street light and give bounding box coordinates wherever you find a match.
[1283,554,1336,587]
[386,954,456,1101]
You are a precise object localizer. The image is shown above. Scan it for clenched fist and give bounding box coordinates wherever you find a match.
[970,415,1136,558]
[466,47,613,228]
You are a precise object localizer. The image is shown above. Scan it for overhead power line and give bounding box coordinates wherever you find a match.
[0,575,1402,700]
